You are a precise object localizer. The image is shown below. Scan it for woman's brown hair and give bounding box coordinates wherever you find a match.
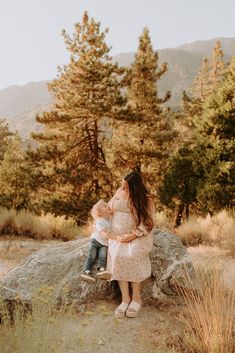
[124,171,154,231]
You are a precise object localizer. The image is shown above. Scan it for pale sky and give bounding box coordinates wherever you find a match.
[0,0,234,89]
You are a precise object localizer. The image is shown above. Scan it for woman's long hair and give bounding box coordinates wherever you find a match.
[124,171,154,232]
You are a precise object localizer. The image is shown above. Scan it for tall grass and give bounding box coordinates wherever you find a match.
[0,285,79,353]
[0,208,80,241]
[154,211,173,232]
[177,266,235,353]
[177,210,235,255]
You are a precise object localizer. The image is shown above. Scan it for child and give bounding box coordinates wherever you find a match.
[80,199,112,283]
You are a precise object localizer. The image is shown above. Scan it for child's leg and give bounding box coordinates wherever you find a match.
[97,245,108,270]
[84,239,98,272]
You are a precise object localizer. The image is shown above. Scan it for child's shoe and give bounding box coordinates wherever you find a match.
[96,268,111,280]
[80,270,96,283]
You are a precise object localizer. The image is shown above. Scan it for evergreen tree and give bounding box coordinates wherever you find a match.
[161,41,227,222]
[112,28,175,190]
[159,145,202,226]
[195,56,235,212]
[0,118,12,160]
[0,135,35,210]
[181,41,226,141]
[30,12,124,222]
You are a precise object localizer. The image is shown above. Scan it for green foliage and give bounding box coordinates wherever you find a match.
[194,56,235,212]
[112,27,176,191]
[0,118,12,160]
[162,42,232,223]
[159,145,202,226]
[181,41,226,142]
[30,12,125,222]
[0,135,35,210]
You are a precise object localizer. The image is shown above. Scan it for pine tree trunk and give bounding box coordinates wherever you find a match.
[185,203,190,220]
[174,203,185,227]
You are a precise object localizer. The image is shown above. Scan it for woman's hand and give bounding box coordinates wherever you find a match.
[117,233,137,243]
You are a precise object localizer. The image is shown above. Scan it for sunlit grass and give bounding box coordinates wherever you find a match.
[0,284,79,353]
[0,207,80,241]
[176,265,235,353]
[177,210,235,256]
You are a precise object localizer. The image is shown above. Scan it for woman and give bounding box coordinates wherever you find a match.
[106,171,155,318]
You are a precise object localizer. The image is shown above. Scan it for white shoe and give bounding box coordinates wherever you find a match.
[126,301,142,318]
[80,272,96,283]
[96,270,111,280]
[114,302,130,318]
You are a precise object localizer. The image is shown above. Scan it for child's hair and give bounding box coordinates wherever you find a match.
[91,199,107,219]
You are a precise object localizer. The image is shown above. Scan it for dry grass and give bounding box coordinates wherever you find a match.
[177,210,235,255]
[0,285,79,353]
[0,208,80,241]
[154,211,174,232]
[176,265,235,353]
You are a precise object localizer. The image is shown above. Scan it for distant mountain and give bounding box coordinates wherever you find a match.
[0,37,234,139]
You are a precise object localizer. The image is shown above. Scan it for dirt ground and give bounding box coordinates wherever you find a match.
[0,237,234,353]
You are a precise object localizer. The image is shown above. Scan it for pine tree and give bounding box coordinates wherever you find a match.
[195,56,235,212]
[181,41,226,141]
[30,12,124,222]
[159,145,202,226]
[0,118,12,160]
[161,41,227,222]
[0,135,35,210]
[111,28,175,190]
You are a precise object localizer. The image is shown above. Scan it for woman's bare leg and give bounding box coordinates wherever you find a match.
[118,281,131,303]
[131,282,142,303]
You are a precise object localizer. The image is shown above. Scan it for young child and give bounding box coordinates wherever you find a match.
[80,199,112,283]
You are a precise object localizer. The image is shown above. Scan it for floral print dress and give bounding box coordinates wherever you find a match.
[107,198,153,282]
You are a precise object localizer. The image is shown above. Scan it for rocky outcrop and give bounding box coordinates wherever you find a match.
[0,229,195,308]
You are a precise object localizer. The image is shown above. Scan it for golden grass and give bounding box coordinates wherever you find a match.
[154,211,174,231]
[177,210,235,255]
[0,208,80,241]
[176,266,235,353]
[0,285,79,353]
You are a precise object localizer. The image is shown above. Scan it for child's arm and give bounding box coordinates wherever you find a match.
[96,219,117,240]
[100,230,117,240]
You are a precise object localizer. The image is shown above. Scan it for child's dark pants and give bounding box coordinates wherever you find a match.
[84,238,108,272]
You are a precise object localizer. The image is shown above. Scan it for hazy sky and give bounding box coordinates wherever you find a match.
[0,0,234,89]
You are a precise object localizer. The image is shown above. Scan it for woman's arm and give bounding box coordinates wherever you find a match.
[117,233,137,242]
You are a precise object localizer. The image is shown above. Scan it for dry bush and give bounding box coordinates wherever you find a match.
[154,211,173,232]
[177,210,235,255]
[0,208,80,241]
[37,213,79,241]
[13,210,38,237]
[0,208,17,234]
[176,266,235,353]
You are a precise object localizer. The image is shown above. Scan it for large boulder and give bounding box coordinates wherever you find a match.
[0,229,195,307]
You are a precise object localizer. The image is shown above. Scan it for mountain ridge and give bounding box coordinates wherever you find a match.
[0,37,234,139]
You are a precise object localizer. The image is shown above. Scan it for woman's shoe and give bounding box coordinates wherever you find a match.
[114,302,130,318]
[126,301,142,318]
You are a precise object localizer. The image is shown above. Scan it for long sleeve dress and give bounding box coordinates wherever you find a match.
[106,198,154,283]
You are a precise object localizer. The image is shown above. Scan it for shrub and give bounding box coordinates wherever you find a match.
[177,210,235,255]
[0,208,80,241]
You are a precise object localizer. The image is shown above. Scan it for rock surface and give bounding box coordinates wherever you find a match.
[0,229,195,306]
